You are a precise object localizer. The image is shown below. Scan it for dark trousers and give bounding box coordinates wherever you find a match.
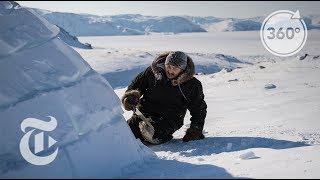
[127,114,144,140]
[127,114,174,144]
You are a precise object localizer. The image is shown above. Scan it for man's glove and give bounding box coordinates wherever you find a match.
[121,90,140,111]
[182,127,205,142]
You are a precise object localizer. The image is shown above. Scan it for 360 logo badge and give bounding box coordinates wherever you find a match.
[260,10,307,57]
[19,116,59,166]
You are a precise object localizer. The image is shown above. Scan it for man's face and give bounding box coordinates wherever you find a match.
[165,64,183,79]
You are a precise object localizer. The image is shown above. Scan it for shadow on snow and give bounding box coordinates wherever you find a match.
[150,136,310,157]
[121,157,238,179]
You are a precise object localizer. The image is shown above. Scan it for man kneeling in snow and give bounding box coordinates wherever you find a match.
[121,51,207,145]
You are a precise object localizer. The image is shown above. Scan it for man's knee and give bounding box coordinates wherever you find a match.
[127,115,143,139]
[127,115,141,127]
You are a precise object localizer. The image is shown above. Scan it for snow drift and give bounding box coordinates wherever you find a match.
[0,1,151,178]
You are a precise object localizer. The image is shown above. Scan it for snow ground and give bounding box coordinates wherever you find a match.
[3,2,319,178]
[75,31,320,178]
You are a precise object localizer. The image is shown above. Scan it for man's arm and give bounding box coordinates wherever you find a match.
[187,79,207,131]
[121,67,152,111]
[183,79,207,142]
[126,66,152,95]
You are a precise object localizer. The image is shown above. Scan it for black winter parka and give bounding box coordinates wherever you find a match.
[125,52,207,134]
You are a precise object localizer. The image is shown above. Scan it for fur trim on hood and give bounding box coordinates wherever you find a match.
[151,52,195,86]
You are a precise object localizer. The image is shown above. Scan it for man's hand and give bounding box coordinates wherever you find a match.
[121,90,141,111]
[124,95,139,110]
[182,127,205,142]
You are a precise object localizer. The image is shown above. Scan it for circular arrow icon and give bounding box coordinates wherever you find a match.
[260,10,308,57]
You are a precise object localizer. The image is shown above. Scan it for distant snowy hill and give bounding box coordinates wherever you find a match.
[187,15,320,32]
[31,9,205,36]
[57,25,92,49]
[304,14,320,29]
[183,16,224,25]
[203,18,262,32]
[27,8,320,36]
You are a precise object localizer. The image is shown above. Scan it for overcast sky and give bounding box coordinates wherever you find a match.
[17,1,320,18]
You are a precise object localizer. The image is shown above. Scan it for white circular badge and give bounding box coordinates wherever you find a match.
[260,10,307,57]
